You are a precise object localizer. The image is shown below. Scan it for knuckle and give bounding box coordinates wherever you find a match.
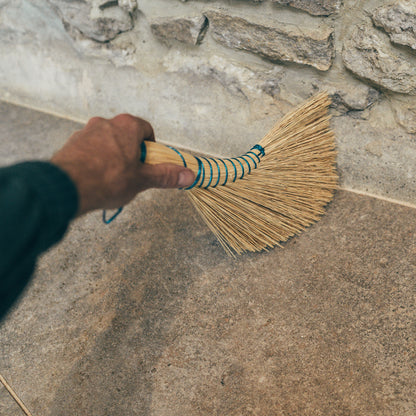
[112,114,142,133]
[87,116,105,126]
[111,114,154,140]
[112,114,141,129]
[113,113,134,123]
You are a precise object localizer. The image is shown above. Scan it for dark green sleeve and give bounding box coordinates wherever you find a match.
[0,161,79,321]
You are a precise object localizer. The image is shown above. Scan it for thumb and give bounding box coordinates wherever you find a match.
[139,163,196,189]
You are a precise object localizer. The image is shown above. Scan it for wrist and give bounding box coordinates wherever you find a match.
[50,158,98,216]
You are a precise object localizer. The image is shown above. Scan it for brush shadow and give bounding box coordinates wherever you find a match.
[47,190,229,416]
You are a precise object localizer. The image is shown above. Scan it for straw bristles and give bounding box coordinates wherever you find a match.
[187,92,338,255]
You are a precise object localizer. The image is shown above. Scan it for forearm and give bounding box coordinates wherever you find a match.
[0,162,78,320]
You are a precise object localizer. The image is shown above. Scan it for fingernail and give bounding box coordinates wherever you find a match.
[178,170,195,188]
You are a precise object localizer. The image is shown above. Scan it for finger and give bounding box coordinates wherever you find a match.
[139,163,195,189]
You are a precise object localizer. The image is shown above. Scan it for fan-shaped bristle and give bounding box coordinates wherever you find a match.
[187,92,338,255]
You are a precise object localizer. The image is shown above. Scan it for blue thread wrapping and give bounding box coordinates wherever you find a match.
[211,158,221,188]
[245,151,260,165]
[201,157,214,189]
[185,157,203,190]
[103,207,123,224]
[156,146,267,191]
[220,159,229,186]
[232,158,245,179]
[105,144,265,223]
[191,144,265,188]
[244,152,259,168]
[227,159,238,182]
[140,141,147,163]
[239,156,251,174]
[168,146,187,167]
[251,144,265,157]
[198,158,206,187]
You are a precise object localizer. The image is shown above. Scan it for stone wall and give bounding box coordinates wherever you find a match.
[0,0,415,204]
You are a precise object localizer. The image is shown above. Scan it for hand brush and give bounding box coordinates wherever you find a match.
[141,92,337,255]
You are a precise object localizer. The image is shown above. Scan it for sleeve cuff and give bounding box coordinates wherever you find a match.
[7,161,79,225]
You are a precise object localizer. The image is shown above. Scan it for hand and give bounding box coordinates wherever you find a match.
[51,114,195,216]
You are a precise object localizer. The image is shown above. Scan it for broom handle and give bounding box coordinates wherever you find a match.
[140,141,265,189]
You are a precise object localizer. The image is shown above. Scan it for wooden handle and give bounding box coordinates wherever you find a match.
[141,141,265,189]
[141,141,200,172]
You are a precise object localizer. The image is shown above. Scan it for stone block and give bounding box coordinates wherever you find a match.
[393,101,416,134]
[205,11,334,71]
[118,0,138,13]
[50,0,133,42]
[372,0,416,52]
[272,0,342,16]
[151,16,208,46]
[342,25,416,95]
[312,81,379,114]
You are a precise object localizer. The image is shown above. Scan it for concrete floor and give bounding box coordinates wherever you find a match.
[0,101,416,415]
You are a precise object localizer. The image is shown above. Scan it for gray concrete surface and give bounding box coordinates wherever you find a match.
[1,101,416,415]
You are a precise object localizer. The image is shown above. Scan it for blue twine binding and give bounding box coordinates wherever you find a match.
[245,151,261,165]
[198,158,206,187]
[187,143,265,188]
[239,156,251,174]
[211,158,221,188]
[140,142,265,189]
[103,143,265,222]
[140,141,147,163]
[227,159,238,182]
[168,146,187,167]
[244,152,257,169]
[103,207,124,224]
[201,157,214,189]
[185,157,203,190]
[220,159,229,186]
[232,158,245,180]
[251,144,265,157]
